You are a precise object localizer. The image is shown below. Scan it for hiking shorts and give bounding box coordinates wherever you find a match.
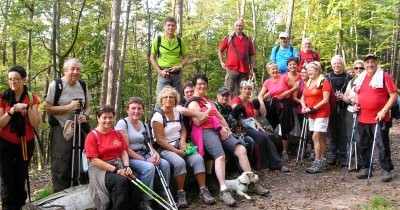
[308,117,329,132]
[202,128,245,159]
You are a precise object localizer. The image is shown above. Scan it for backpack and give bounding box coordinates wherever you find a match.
[156,35,182,58]
[183,97,207,135]
[48,78,88,127]
[299,50,318,64]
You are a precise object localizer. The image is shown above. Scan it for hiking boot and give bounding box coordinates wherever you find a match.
[249,182,269,196]
[319,158,328,171]
[381,170,392,182]
[199,187,215,204]
[280,165,291,173]
[139,200,153,210]
[306,160,322,174]
[282,151,289,161]
[219,189,236,207]
[176,191,188,208]
[356,168,369,179]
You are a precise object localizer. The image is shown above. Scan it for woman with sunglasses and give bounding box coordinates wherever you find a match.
[152,86,215,208]
[301,62,332,174]
[115,97,170,210]
[85,106,140,209]
[0,66,40,210]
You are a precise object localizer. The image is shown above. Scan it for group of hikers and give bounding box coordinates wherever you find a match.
[0,16,398,210]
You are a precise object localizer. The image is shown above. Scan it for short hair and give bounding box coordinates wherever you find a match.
[126,97,144,110]
[157,86,180,106]
[287,57,298,65]
[8,66,27,78]
[302,38,312,45]
[163,17,177,26]
[63,58,82,71]
[240,80,253,89]
[96,105,115,118]
[305,61,322,71]
[183,81,193,90]
[353,59,364,67]
[233,19,244,26]
[266,62,278,71]
[330,55,345,70]
[192,73,208,86]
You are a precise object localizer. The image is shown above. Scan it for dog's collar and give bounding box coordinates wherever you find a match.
[239,180,249,186]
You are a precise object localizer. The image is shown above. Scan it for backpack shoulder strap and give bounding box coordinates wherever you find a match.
[154,107,167,127]
[53,78,63,106]
[78,80,87,108]
[177,36,182,56]
[274,45,279,60]
[184,96,206,108]
[157,35,162,57]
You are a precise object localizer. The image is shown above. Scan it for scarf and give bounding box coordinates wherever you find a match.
[353,68,384,93]
[1,85,29,137]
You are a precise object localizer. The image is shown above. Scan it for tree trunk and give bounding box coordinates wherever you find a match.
[286,0,294,39]
[100,21,112,106]
[251,0,256,44]
[390,6,399,81]
[336,9,344,57]
[146,0,153,113]
[115,0,132,119]
[25,1,34,89]
[302,0,308,39]
[12,41,16,66]
[240,0,246,19]
[51,0,59,78]
[177,0,183,37]
[172,0,176,17]
[106,0,121,108]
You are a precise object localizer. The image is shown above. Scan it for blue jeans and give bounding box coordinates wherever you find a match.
[130,154,170,200]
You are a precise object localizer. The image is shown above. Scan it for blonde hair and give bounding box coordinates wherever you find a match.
[353,59,364,67]
[240,80,253,89]
[266,62,278,71]
[157,86,180,106]
[305,61,322,72]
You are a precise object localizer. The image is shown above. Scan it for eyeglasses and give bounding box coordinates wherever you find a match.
[354,67,364,70]
[162,95,175,100]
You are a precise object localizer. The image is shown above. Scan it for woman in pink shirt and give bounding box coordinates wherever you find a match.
[257,62,298,160]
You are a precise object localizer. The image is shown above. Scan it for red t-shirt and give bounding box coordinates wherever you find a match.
[298,50,321,72]
[303,79,331,119]
[262,76,291,99]
[231,97,255,118]
[85,129,128,161]
[357,72,397,123]
[219,36,255,73]
[0,94,40,144]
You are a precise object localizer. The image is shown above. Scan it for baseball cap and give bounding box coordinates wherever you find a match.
[217,87,230,95]
[279,32,289,38]
[363,54,377,61]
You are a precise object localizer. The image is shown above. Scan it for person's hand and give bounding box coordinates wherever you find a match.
[118,166,132,177]
[77,114,88,123]
[170,66,182,73]
[180,141,187,151]
[219,127,230,141]
[13,103,28,112]
[176,149,186,157]
[69,100,82,111]
[376,109,387,122]
[302,107,311,114]
[353,104,360,112]
[160,69,171,78]
[260,103,267,116]
[152,152,161,166]
[220,61,226,70]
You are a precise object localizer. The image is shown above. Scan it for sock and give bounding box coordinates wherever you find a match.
[220,184,227,191]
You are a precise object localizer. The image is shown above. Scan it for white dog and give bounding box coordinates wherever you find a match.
[225,171,259,200]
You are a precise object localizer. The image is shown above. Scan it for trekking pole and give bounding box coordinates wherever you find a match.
[354,140,358,170]
[342,112,358,180]
[21,136,32,202]
[127,175,176,210]
[71,113,78,186]
[300,116,308,163]
[144,124,177,209]
[367,122,379,184]
[296,115,308,164]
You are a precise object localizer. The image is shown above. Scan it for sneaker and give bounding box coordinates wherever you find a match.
[176,191,188,208]
[282,151,289,161]
[319,158,328,171]
[280,165,291,173]
[356,168,369,179]
[139,200,153,210]
[381,170,392,182]
[249,182,269,196]
[199,187,215,204]
[306,160,322,174]
[219,189,236,207]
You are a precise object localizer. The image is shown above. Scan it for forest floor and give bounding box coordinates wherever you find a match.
[28,121,400,210]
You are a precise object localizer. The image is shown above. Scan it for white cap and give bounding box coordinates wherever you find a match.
[279,32,289,38]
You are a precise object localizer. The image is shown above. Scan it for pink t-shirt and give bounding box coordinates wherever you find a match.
[357,72,397,123]
[262,76,291,99]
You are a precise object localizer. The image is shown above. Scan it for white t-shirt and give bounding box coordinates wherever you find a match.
[150,109,181,147]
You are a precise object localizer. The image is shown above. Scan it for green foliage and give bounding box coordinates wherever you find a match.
[362,196,394,210]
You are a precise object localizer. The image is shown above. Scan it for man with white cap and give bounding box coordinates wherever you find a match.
[270,32,299,74]
[353,54,397,182]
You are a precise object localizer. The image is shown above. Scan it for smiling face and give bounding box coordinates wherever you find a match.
[217,94,230,106]
[183,86,194,100]
[194,78,208,96]
[64,62,81,83]
[331,57,344,75]
[300,68,309,80]
[268,63,280,78]
[8,71,25,92]
[234,19,244,35]
[163,21,177,36]
[288,60,298,72]
[302,39,312,52]
[240,85,253,99]
[307,66,320,80]
[364,58,378,76]
[127,102,143,122]
[353,63,364,76]
[97,112,115,130]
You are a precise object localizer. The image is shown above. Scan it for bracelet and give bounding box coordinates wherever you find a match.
[7,111,14,117]
[113,166,119,173]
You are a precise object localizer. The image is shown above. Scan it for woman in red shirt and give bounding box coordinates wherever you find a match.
[0,66,40,210]
[85,106,140,209]
[301,62,331,174]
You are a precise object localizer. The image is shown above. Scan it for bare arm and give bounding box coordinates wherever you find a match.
[153,121,185,157]
[376,92,398,121]
[218,50,226,69]
[258,87,268,115]
[28,103,40,128]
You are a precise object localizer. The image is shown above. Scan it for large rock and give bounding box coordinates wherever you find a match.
[22,185,95,210]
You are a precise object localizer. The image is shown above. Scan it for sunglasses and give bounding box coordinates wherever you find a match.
[354,67,364,70]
